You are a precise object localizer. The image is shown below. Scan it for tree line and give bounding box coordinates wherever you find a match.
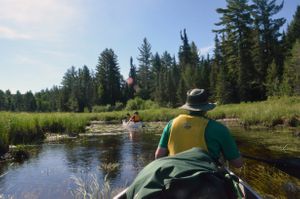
[0,0,299,112]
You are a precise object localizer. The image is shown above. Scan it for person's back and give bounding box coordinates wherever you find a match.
[155,88,243,168]
[130,112,141,123]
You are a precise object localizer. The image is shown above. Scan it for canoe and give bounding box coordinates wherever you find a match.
[113,169,261,199]
[122,120,144,131]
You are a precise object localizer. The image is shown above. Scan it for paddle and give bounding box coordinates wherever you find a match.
[242,154,300,179]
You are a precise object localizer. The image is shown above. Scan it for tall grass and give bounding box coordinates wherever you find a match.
[0,112,93,155]
[209,96,300,127]
[1,96,299,155]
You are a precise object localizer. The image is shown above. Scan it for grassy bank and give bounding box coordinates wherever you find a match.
[209,96,300,127]
[0,112,93,155]
[1,96,299,155]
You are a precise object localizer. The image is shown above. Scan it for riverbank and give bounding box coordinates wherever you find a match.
[0,96,299,156]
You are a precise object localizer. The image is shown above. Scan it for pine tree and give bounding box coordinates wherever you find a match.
[5,90,14,111]
[77,65,93,112]
[286,6,300,49]
[151,53,162,102]
[128,57,137,99]
[14,91,24,111]
[95,48,122,105]
[281,40,300,95]
[161,51,174,105]
[60,66,78,111]
[216,65,232,104]
[215,0,256,102]
[136,38,152,100]
[0,90,6,111]
[252,0,286,99]
[210,35,222,100]
[23,91,37,112]
[266,60,281,96]
[178,29,196,90]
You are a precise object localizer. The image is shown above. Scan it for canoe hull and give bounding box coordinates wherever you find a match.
[113,169,261,199]
[122,121,143,131]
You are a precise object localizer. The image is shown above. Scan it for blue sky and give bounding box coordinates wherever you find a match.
[0,0,299,93]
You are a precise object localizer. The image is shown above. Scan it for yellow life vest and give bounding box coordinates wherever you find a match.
[168,114,209,156]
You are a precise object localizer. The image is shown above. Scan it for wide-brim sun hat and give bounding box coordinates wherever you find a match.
[179,88,216,112]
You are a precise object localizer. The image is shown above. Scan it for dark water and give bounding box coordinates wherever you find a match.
[0,123,299,198]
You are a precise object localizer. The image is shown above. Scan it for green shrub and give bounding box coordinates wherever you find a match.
[92,105,111,112]
[114,102,125,111]
[125,98,159,110]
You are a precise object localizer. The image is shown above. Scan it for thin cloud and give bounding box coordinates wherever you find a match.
[0,0,83,41]
[0,26,31,40]
[199,45,214,56]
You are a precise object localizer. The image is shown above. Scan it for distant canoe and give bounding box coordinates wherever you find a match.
[122,120,144,131]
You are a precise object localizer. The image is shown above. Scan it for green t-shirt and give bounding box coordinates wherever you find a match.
[158,115,240,161]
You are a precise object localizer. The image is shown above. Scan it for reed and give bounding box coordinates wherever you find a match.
[71,173,126,199]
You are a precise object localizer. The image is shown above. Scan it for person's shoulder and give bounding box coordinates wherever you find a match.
[207,119,229,132]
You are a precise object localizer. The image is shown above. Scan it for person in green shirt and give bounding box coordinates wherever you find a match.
[155,88,243,168]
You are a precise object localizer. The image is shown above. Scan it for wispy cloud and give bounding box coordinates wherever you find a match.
[0,26,31,40]
[199,45,214,56]
[0,0,83,41]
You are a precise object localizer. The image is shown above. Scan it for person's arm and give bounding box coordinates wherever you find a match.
[129,116,134,122]
[155,120,172,159]
[210,121,243,168]
[155,147,168,159]
[229,156,243,168]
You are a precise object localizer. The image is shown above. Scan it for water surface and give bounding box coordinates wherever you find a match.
[0,122,299,198]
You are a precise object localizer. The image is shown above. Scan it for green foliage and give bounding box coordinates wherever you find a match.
[96,49,122,105]
[92,105,113,113]
[281,40,300,95]
[0,116,9,155]
[286,6,300,49]
[125,97,159,110]
[136,38,152,100]
[92,102,124,112]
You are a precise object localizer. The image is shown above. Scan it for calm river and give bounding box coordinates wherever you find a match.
[0,122,299,198]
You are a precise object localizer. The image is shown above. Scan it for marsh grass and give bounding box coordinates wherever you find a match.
[71,173,126,199]
[0,96,299,155]
[209,96,300,127]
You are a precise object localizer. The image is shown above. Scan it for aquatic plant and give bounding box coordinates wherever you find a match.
[99,162,120,174]
[71,173,126,199]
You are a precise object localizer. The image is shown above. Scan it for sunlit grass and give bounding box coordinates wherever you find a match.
[209,96,300,127]
[0,96,299,155]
